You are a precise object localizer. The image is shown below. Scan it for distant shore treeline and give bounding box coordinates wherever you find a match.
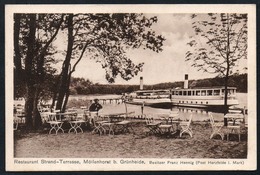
[70,73,247,95]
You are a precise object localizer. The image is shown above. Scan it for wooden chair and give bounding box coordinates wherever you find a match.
[47,113,64,135]
[13,118,19,130]
[179,114,193,138]
[91,113,108,135]
[100,115,115,135]
[208,112,224,140]
[145,114,161,135]
[15,108,25,123]
[225,113,245,142]
[226,125,241,141]
[115,118,135,134]
[158,123,174,136]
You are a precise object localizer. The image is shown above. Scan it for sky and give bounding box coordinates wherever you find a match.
[56,13,247,85]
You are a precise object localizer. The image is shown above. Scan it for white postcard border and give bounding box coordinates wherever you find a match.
[5,4,257,171]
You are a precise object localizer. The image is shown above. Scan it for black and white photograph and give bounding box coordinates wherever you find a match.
[5,4,256,171]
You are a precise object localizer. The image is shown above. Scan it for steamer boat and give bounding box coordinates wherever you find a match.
[171,74,239,110]
[171,86,239,108]
[125,75,239,110]
[125,89,172,108]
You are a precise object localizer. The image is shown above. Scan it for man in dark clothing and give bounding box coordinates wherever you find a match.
[89,99,103,112]
[88,99,103,127]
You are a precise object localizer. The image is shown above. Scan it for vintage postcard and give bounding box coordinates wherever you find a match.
[5,4,256,171]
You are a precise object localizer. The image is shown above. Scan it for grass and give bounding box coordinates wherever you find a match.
[14,121,247,158]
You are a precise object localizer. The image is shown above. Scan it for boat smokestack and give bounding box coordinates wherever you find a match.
[184,74,188,89]
[140,77,143,90]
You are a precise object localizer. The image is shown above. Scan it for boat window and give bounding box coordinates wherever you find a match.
[186,101,188,103]
[214,90,220,95]
[201,90,206,96]
[195,101,198,104]
[206,101,208,104]
[188,91,191,96]
[207,90,213,96]
[179,91,183,95]
[191,101,193,103]
[201,102,203,104]
[183,91,187,96]
[196,91,201,96]
[228,89,234,95]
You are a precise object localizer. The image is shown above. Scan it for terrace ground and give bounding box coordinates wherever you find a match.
[14,121,247,158]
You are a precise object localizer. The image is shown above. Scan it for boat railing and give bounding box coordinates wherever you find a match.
[136,95,170,99]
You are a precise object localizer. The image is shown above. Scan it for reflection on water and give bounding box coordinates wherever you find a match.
[71,93,247,122]
[101,103,226,122]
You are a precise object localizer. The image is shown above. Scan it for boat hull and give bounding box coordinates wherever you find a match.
[171,96,239,112]
[125,98,172,108]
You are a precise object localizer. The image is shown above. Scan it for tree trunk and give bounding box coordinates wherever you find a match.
[50,75,60,110]
[14,14,22,72]
[62,91,70,112]
[24,14,37,129]
[56,14,74,110]
[32,86,42,129]
[223,73,229,126]
[24,88,34,129]
[14,14,25,98]
[224,13,231,126]
[61,71,72,112]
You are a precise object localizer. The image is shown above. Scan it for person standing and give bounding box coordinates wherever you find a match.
[89,99,103,126]
[89,99,103,112]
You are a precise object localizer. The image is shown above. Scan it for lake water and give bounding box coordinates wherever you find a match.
[69,93,247,122]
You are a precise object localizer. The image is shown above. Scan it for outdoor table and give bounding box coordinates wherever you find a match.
[158,124,174,136]
[102,111,134,122]
[47,112,84,134]
[159,116,180,133]
[91,112,135,135]
[146,120,162,135]
[114,120,135,134]
[59,112,86,134]
[164,117,180,124]
[92,120,109,135]
[224,113,245,141]
[170,120,181,132]
[68,120,85,134]
[224,113,244,126]
[56,112,78,121]
[100,122,115,135]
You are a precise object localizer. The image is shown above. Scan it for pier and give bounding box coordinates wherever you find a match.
[99,98,124,104]
[69,96,124,105]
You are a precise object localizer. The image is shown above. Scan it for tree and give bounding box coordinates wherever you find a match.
[185,13,247,117]
[14,14,63,129]
[54,13,165,112]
